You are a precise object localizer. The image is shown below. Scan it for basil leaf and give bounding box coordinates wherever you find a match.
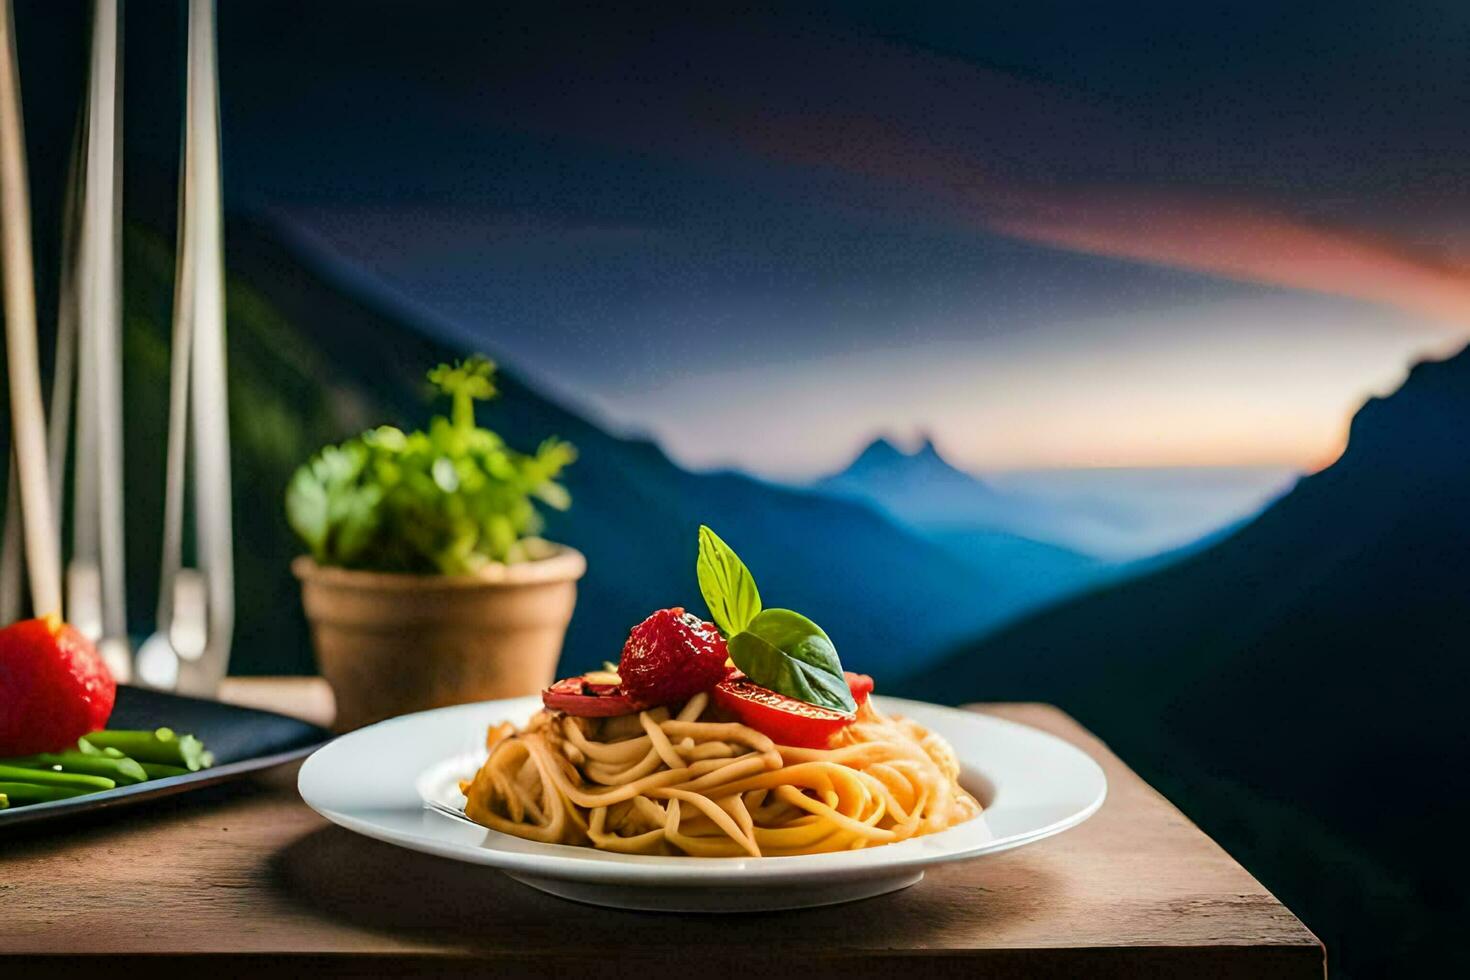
[696,525,762,637]
[728,608,856,713]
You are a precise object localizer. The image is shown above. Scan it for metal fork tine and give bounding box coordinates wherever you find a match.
[425,799,482,828]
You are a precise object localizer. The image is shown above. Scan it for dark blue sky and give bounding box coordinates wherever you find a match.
[15,1,1470,474]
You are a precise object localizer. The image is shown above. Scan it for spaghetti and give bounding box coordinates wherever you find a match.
[460,692,980,857]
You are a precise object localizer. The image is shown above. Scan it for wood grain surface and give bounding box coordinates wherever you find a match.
[2,680,1323,978]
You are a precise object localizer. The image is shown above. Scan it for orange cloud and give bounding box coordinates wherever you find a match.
[989,189,1470,327]
[721,77,1470,329]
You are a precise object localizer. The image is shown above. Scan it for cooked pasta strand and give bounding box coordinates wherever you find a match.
[460,696,978,857]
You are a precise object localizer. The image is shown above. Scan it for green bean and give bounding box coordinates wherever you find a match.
[81,728,207,771]
[75,739,126,759]
[0,781,98,803]
[0,763,114,790]
[1,751,147,785]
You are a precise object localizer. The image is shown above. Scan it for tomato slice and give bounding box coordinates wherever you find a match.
[541,675,645,717]
[712,672,874,748]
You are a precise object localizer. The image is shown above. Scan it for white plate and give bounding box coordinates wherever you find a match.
[298,695,1106,912]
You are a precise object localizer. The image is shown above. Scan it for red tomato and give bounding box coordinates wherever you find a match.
[712,672,874,748]
[541,675,645,717]
[617,607,728,706]
[0,615,116,756]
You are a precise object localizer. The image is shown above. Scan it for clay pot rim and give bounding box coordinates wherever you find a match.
[292,544,586,591]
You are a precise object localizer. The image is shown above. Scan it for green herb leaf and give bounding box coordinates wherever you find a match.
[727,608,856,713]
[696,525,762,636]
[428,356,498,433]
[284,354,574,573]
[284,465,329,558]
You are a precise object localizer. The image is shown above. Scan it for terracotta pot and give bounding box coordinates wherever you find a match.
[292,545,586,731]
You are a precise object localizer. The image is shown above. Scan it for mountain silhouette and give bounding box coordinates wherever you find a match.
[228,222,1071,680]
[814,433,1260,559]
[0,211,1075,684]
[899,346,1470,975]
[818,434,1063,528]
[815,435,1113,618]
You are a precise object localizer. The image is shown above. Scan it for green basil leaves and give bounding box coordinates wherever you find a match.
[697,525,854,714]
[697,525,762,636]
[284,357,575,574]
[728,609,857,713]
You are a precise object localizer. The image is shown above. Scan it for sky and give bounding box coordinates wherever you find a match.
[17,1,1470,478]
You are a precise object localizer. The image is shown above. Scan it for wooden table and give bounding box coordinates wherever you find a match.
[3,679,1323,978]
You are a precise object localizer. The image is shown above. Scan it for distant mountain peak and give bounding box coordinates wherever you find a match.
[819,432,1019,516]
[846,433,963,476]
[852,435,908,463]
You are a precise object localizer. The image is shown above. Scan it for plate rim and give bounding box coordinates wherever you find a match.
[298,694,1108,885]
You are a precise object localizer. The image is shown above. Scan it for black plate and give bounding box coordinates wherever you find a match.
[0,685,329,830]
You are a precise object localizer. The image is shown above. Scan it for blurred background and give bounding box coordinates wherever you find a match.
[5,1,1470,974]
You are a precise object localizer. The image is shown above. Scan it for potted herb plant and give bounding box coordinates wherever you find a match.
[286,356,582,730]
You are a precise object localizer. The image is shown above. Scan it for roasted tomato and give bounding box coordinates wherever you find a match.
[618,607,729,706]
[712,672,874,748]
[541,675,645,717]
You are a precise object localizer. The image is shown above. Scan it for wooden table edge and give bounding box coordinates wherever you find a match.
[212,681,1325,967]
[4,943,1326,978]
[3,681,1327,978]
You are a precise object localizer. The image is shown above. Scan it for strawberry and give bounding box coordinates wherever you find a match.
[617,607,729,706]
[0,615,116,756]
